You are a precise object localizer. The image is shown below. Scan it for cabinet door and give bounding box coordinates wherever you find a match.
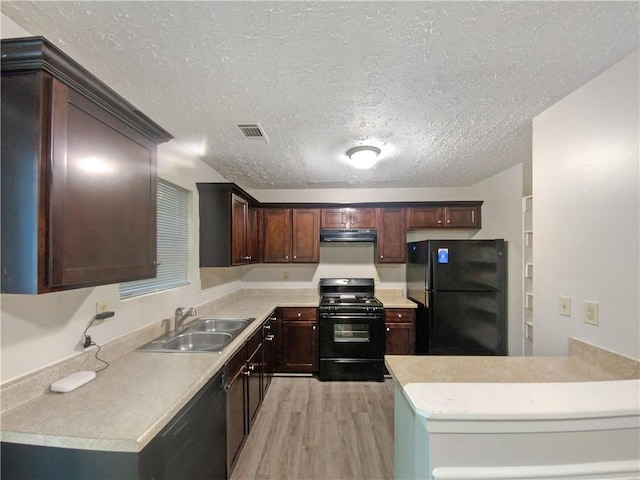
[349,208,376,228]
[246,207,261,263]
[263,208,292,262]
[262,314,277,396]
[225,368,246,473]
[231,194,248,265]
[321,208,346,228]
[49,81,157,287]
[406,206,443,228]
[385,323,415,355]
[281,321,318,373]
[376,208,406,263]
[246,342,263,430]
[292,209,319,263]
[225,344,248,474]
[445,205,480,228]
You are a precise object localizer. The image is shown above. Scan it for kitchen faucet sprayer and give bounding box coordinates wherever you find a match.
[175,307,197,332]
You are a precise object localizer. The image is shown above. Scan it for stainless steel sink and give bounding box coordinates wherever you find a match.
[162,332,232,352]
[187,318,251,333]
[136,317,256,353]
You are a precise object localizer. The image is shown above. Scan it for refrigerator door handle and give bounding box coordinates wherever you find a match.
[425,250,431,291]
[424,290,429,308]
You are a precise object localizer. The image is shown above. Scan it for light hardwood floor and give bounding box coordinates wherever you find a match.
[230,376,395,480]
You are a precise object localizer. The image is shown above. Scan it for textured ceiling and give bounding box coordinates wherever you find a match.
[2,1,639,189]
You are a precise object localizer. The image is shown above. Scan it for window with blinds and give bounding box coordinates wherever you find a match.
[119,178,190,299]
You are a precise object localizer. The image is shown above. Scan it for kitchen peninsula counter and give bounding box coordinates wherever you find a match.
[385,342,640,386]
[386,341,640,479]
[0,289,413,453]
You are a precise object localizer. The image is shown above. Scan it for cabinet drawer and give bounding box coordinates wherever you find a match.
[384,309,415,323]
[280,307,317,321]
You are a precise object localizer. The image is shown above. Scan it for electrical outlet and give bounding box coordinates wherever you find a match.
[559,295,571,317]
[96,301,109,315]
[282,271,289,280]
[584,301,599,326]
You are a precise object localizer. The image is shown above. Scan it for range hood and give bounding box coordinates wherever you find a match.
[320,229,377,243]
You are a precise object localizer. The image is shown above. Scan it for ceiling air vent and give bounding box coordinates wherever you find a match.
[237,123,268,142]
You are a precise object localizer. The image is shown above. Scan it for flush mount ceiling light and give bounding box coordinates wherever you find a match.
[345,146,382,170]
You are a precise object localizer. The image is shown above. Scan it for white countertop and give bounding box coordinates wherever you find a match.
[0,291,415,452]
[404,379,640,422]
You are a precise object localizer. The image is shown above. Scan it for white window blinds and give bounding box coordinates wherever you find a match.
[119,178,189,299]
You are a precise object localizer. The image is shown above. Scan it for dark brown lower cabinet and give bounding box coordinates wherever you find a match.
[262,313,277,395]
[225,343,248,474]
[225,316,275,476]
[246,329,264,431]
[278,308,318,373]
[385,309,416,355]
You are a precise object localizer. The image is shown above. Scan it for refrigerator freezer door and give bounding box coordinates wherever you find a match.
[428,291,507,355]
[406,241,428,304]
[429,239,506,292]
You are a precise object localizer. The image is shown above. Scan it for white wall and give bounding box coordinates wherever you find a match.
[470,164,524,356]
[532,50,639,359]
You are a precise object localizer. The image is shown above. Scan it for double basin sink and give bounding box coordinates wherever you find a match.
[137,317,256,353]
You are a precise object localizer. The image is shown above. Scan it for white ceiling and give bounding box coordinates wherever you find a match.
[2,1,638,189]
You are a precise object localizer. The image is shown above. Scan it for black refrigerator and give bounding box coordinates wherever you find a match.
[406,239,507,355]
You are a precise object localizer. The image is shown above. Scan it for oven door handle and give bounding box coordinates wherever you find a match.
[331,359,375,364]
[319,315,382,321]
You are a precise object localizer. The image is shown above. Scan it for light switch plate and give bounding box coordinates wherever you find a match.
[559,295,571,317]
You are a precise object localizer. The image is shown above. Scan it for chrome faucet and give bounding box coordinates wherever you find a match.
[174,307,197,332]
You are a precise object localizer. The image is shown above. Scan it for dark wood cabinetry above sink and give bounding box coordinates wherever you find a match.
[1,37,172,294]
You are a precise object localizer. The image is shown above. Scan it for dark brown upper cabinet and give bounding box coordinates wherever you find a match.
[321,207,376,229]
[263,208,319,263]
[231,195,261,265]
[1,37,172,294]
[406,203,481,229]
[197,184,260,267]
[375,208,406,264]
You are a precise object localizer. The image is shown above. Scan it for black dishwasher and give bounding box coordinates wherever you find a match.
[145,370,226,479]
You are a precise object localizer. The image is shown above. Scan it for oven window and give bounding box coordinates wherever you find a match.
[334,323,370,343]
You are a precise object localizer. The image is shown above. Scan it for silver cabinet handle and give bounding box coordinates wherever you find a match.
[386,327,390,332]
[285,255,289,259]
[293,255,297,259]
[312,325,316,330]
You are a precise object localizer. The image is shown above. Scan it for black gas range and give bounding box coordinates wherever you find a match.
[317,278,385,382]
